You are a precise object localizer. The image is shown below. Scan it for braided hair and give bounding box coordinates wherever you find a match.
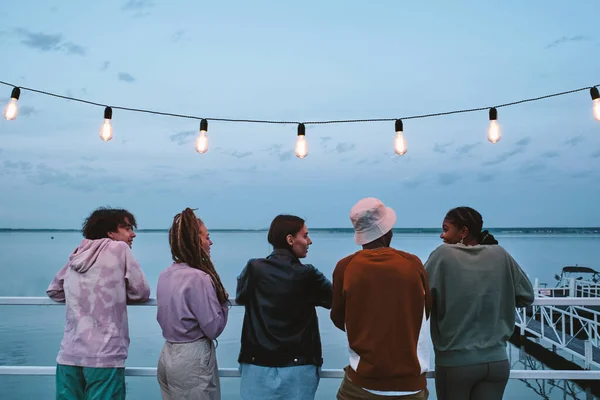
[445,206,498,245]
[169,208,228,304]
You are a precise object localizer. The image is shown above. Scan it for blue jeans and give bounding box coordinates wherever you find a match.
[239,363,320,400]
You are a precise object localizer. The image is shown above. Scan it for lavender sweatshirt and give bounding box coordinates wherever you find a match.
[156,263,229,343]
[46,239,151,368]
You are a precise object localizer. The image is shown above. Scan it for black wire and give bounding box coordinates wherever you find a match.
[1,80,597,125]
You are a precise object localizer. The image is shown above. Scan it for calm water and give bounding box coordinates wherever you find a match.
[1,230,599,399]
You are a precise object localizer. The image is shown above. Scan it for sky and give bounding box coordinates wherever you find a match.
[0,0,599,229]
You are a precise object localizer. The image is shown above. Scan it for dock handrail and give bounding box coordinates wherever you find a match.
[2,297,600,307]
[1,296,600,382]
[0,366,598,380]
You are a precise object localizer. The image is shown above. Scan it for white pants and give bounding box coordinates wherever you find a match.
[157,338,220,400]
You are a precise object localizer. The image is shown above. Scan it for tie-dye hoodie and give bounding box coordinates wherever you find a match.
[47,238,151,368]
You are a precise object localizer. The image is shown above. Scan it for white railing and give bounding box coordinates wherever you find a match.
[534,278,600,298]
[2,297,598,307]
[0,366,598,380]
[1,296,600,380]
[513,290,600,369]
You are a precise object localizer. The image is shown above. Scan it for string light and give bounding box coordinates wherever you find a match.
[3,87,20,120]
[100,107,113,141]
[0,80,598,157]
[487,107,501,144]
[195,118,208,154]
[591,87,600,122]
[295,123,307,158]
[394,119,407,155]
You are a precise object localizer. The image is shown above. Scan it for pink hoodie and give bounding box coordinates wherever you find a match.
[47,238,150,368]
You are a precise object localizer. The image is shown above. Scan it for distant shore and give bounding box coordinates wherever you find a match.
[1,228,600,234]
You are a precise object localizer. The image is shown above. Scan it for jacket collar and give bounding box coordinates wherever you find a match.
[269,248,300,263]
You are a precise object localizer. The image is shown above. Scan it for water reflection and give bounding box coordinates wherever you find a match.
[510,347,594,400]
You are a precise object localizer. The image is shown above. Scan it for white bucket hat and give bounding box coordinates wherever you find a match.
[350,198,397,245]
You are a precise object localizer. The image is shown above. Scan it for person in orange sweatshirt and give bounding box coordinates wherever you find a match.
[331,197,432,400]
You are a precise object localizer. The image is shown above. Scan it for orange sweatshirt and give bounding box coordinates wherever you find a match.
[331,247,432,392]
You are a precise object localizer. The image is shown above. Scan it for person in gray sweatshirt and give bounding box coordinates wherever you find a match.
[424,206,534,400]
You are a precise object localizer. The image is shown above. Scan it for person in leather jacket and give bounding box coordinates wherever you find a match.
[236,214,333,400]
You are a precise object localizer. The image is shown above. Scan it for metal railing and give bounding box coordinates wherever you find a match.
[534,278,600,298]
[1,296,600,381]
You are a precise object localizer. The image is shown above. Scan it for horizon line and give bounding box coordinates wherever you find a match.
[1,227,600,232]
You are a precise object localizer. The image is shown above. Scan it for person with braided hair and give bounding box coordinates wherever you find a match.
[156,208,229,400]
[424,206,534,400]
[236,214,332,400]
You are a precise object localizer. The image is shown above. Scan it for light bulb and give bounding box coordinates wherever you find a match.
[3,87,20,121]
[195,132,208,153]
[100,119,113,141]
[394,133,407,155]
[100,107,113,141]
[295,123,307,158]
[591,87,600,122]
[487,108,501,144]
[195,119,209,154]
[394,119,407,155]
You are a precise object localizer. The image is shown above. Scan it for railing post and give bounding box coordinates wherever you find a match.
[534,278,539,293]
[562,315,566,345]
[569,278,576,297]
[584,340,592,370]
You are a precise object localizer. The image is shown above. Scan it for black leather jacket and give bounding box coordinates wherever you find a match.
[236,249,333,367]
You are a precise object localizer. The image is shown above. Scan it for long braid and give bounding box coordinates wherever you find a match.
[169,208,228,304]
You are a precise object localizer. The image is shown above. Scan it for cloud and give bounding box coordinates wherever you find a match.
[355,157,382,166]
[486,147,525,166]
[438,173,460,186]
[433,142,452,154]
[0,161,33,176]
[519,162,546,174]
[121,0,154,16]
[100,61,110,71]
[320,136,332,144]
[541,151,559,159]
[591,150,600,158]
[170,130,196,146]
[279,152,292,161]
[334,142,355,154]
[19,106,37,118]
[28,163,129,192]
[264,144,293,162]
[570,170,595,179]
[404,179,421,189]
[516,137,532,146]
[564,135,583,147]
[230,151,253,159]
[456,142,481,154]
[546,35,588,49]
[14,29,86,56]
[118,72,136,83]
[477,173,495,183]
[63,43,85,55]
[171,30,185,42]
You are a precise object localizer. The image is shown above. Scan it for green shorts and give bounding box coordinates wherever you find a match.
[56,364,125,400]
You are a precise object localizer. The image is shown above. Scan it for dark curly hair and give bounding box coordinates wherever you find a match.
[82,207,137,240]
